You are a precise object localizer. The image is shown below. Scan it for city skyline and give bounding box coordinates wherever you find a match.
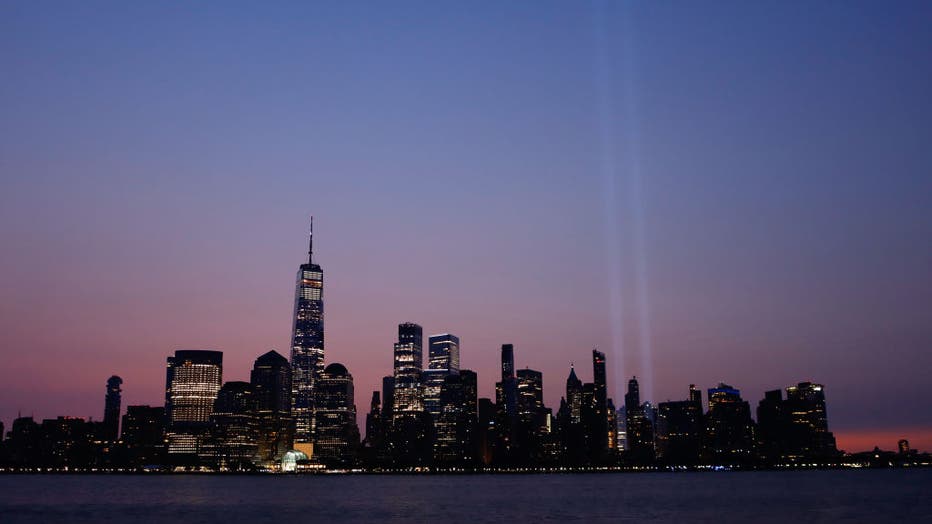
[0,220,927,455]
[1,2,931,454]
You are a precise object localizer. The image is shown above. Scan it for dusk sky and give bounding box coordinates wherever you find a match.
[1,1,930,452]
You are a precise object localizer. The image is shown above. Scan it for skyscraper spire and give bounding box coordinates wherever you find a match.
[308,215,314,264]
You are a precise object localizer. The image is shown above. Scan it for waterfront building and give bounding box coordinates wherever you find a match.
[291,217,324,454]
[251,350,294,468]
[624,376,655,465]
[314,363,359,467]
[392,323,424,418]
[704,383,755,465]
[205,381,258,471]
[423,334,460,422]
[121,405,166,467]
[102,375,122,441]
[164,350,223,459]
[656,390,703,466]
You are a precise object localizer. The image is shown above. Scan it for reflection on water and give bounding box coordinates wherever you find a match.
[1,470,931,523]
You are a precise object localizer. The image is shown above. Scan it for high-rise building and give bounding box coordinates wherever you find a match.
[314,363,359,468]
[250,350,293,467]
[121,405,165,467]
[517,368,544,414]
[392,323,424,419]
[784,382,836,458]
[423,334,460,421]
[165,350,223,458]
[205,381,258,471]
[565,365,582,424]
[291,217,324,453]
[434,371,477,464]
[500,344,518,418]
[381,376,395,425]
[756,389,786,463]
[591,350,608,456]
[102,375,123,441]
[624,376,655,465]
[704,383,755,465]
[656,388,703,466]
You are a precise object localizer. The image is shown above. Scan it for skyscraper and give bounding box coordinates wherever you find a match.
[314,363,359,468]
[121,405,166,467]
[291,217,324,454]
[102,375,123,441]
[784,382,836,458]
[565,365,582,424]
[624,376,655,465]
[205,381,258,471]
[500,344,518,418]
[591,350,608,455]
[250,350,293,467]
[165,350,223,458]
[392,322,424,418]
[423,334,460,421]
[704,383,755,465]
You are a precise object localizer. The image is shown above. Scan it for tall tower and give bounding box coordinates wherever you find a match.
[314,363,359,467]
[291,217,324,453]
[500,344,517,418]
[392,322,424,419]
[592,349,608,453]
[423,333,460,421]
[165,350,223,457]
[103,375,123,441]
[565,365,582,424]
[251,350,294,466]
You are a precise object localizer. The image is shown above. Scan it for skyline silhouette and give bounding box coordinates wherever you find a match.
[1,2,930,453]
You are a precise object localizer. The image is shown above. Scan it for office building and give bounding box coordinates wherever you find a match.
[165,350,223,458]
[314,363,359,467]
[291,218,325,453]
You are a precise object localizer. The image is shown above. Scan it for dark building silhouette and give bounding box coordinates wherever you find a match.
[756,389,786,463]
[784,382,837,458]
[566,365,582,424]
[381,376,395,424]
[704,383,755,465]
[434,370,478,465]
[204,381,258,471]
[102,375,122,441]
[6,417,41,467]
[291,218,324,456]
[757,382,837,463]
[165,350,223,461]
[362,390,385,463]
[515,368,550,463]
[559,366,587,465]
[493,344,520,463]
[314,363,359,467]
[121,405,165,467]
[251,350,293,468]
[656,387,703,465]
[624,376,655,465]
[477,398,496,465]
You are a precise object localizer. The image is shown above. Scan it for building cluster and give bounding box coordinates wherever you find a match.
[0,221,925,471]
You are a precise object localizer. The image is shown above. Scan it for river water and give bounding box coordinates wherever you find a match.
[2,470,930,523]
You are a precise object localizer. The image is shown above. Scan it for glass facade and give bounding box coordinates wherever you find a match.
[291,228,324,447]
[423,333,460,421]
[392,323,423,419]
[165,350,223,456]
[314,363,358,467]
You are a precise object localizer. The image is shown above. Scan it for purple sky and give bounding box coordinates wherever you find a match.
[1,1,930,452]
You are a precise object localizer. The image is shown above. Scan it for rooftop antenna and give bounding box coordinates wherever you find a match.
[308,215,314,264]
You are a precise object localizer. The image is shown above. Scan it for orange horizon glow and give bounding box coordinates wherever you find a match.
[834,429,932,454]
